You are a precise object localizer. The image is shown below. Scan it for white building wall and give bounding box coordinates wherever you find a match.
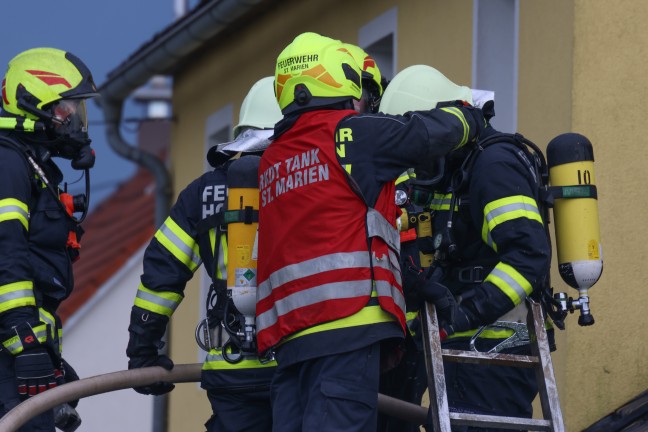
[63,247,153,432]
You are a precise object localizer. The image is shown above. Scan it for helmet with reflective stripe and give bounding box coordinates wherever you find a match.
[341,44,383,96]
[275,32,362,115]
[341,44,384,113]
[234,76,282,138]
[1,47,98,121]
[379,65,472,115]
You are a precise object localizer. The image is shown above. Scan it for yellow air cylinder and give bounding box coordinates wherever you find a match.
[226,156,261,320]
[547,133,602,325]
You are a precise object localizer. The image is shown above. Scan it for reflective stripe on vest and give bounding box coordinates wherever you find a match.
[134,283,183,317]
[155,216,202,271]
[367,208,406,315]
[0,281,35,314]
[281,301,396,344]
[257,251,372,304]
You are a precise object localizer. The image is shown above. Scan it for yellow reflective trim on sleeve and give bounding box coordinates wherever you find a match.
[484,262,533,305]
[134,283,183,317]
[396,171,412,185]
[38,308,57,339]
[2,323,49,355]
[483,195,543,233]
[406,310,420,337]
[154,216,201,272]
[0,198,29,230]
[440,106,469,149]
[0,281,35,313]
[481,195,542,251]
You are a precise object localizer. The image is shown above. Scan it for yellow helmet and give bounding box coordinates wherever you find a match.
[234,76,283,138]
[2,47,98,121]
[341,44,383,96]
[341,43,384,113]
[379,65,472,115]
[275,32,362,115]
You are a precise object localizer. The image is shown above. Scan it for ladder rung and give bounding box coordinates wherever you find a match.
[442,348,539,367]
[450,412,553,431]
[422,301,565,431]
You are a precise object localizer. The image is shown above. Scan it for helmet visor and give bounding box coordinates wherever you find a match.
[51,99,88,132]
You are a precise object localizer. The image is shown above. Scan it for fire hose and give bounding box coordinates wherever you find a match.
[0,363,427,431]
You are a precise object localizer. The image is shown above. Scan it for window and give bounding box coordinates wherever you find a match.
[473,0,519,133]
[204,105,233,173]
[359,7,397,82]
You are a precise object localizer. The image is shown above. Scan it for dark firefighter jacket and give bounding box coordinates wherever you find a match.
[0,132,78,342]
[430,125,552,339]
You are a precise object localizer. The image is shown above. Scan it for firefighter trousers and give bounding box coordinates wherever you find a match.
[271,342,381,432]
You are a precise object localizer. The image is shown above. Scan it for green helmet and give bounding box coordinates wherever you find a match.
[275,32,362,115]
[234,76,282,138]
[379,65,472,115]
[1,47,98,155]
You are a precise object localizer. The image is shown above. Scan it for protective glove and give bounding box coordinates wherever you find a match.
[6,321,63,400]
[127,352,175,395]
[14,347,63,400]
[126,306,174,396]
[420,278,478,340]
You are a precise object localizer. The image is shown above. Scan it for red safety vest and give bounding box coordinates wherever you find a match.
[256,109,405,353]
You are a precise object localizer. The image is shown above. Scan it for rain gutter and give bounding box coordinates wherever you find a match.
[98,0,265,226]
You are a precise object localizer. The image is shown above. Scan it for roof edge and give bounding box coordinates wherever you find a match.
[99,0,265,102]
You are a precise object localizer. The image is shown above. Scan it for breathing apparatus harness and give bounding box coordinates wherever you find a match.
[194,157,271,365]
[0,122,91,260]
[195,206,262,363]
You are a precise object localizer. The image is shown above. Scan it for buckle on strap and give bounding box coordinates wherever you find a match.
[469,321,530,353]
[457,266,485,284]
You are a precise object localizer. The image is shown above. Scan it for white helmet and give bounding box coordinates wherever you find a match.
[208,77,283,167]
[233,76,282,138]
[379,65,473,115]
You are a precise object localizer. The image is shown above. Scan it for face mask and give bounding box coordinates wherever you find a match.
[45,98,94,168]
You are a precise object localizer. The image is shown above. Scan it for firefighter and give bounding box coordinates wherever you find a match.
[0,48,98,431]
[125,76,281,432]
[382,64,552,430]
[256,32,484,432]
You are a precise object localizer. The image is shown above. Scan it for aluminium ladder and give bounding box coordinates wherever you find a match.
[421,299,565,431]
